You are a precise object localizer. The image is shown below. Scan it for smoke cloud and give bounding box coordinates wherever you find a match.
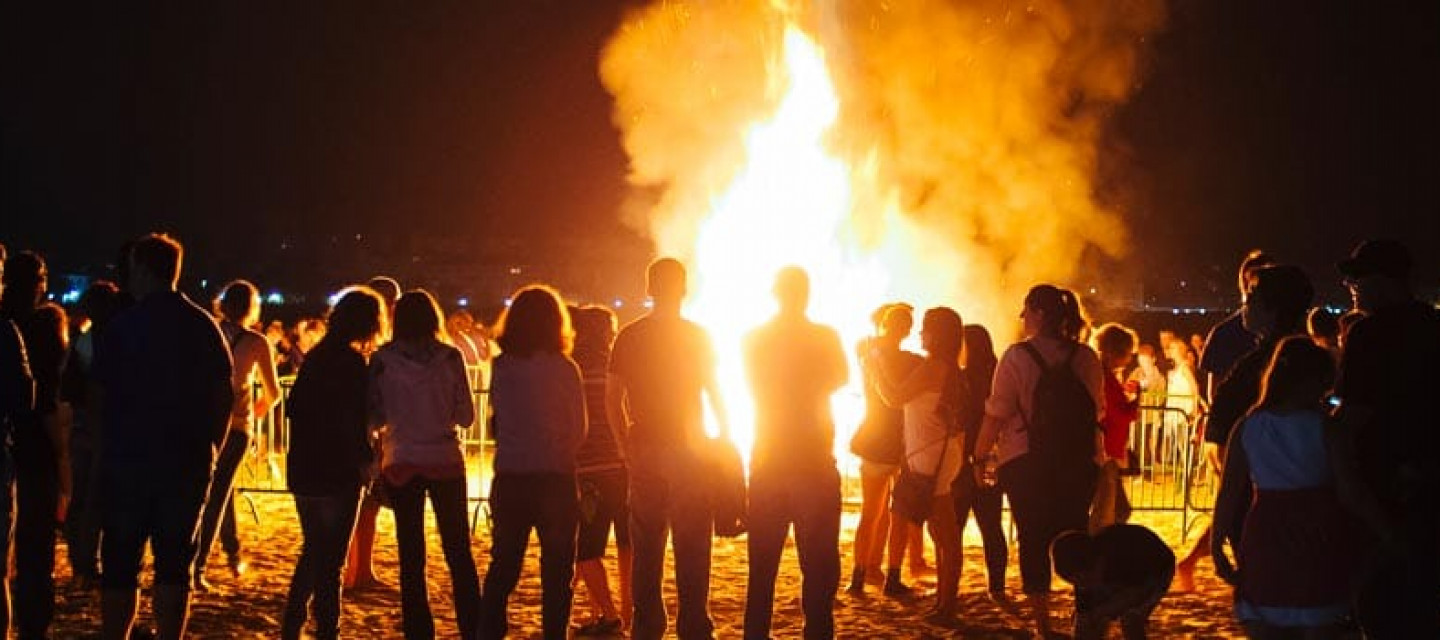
[600,0,1165,333]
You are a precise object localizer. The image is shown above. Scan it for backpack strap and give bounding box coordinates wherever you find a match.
[1016,341,1078,430]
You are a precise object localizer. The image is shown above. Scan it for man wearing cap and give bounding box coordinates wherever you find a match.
[1331,239,1440,639]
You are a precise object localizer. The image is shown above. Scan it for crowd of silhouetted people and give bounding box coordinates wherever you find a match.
[0,233,1436,639]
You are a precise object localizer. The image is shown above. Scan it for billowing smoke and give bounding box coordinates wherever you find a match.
[600,0,1165,334]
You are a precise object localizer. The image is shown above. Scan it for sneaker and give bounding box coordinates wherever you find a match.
[574,617,623,636]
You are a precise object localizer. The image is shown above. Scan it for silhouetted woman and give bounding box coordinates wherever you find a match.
[950,324,1010,603]
[281,286,385,640]
[370,289,482,639]
[865,306,966,621]
[1213,336,1360,638]
[973,285,1104,637]
[479,285,588,639]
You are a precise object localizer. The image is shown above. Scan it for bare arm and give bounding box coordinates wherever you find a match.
[704,374,730,440]
[868,357,937,408]
[239,333,282,418]
[450,349,476,429]
[1211,434,1251,586]
[605,373,630,446]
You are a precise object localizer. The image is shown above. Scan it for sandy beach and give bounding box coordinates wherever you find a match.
[48,485,1247,639]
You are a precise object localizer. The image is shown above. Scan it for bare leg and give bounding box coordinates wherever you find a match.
[618,544,634,628]
[926,494,961,618]
[850,469,890,591]
[576,558,620,621]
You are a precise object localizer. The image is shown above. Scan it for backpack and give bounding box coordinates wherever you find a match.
[1019,342,1097,467]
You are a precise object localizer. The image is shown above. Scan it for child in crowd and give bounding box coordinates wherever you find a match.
[1052,524,1175,640]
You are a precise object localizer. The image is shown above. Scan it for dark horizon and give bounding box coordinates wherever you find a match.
[3,1,1437,305]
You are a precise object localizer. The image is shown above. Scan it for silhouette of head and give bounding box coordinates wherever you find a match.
[772,265,809,317]
[127,233,182,298]
[646,258,687,307]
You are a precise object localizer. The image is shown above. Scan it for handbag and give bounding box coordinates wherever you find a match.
[890,435,951,524]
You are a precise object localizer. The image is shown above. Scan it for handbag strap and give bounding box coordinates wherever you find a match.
[906,431,952,477]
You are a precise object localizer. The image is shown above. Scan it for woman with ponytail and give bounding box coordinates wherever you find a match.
[973,285,1105,638]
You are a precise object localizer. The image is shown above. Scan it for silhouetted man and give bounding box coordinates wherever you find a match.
[95,234,232,639]
[1332,239,1440,639]
[741,266,847,639]
[0,243,35,636]
[0,249,69,640]
[606,258,727,640]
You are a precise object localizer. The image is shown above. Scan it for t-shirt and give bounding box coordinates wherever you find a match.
[744,316,847,471]
[985,337,1104,466]
[573,344,624,474]
[94,291,233,480]
[1204,336,1283,448]
[608,313,715,449]
[1199,311,1259,397]
[1334,299,1440,514]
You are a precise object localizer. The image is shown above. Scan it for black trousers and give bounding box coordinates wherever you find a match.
[999,453,1097,595]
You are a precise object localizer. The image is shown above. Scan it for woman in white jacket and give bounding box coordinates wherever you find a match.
[369,289,481,639]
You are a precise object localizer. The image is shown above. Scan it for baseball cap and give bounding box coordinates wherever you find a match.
[1338,239,1412,280]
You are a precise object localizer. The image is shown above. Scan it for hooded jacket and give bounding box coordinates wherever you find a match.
[369,339,474,474]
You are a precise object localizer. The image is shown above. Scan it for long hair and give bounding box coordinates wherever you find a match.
[1253,336,1335,412]
[392,289,451,344]
[962,323,997,383]
[1091,322,1138,367]
[496,285,572,357]
[323,286,385,351]
[1025,284,1088,341]
[924,307,966,434]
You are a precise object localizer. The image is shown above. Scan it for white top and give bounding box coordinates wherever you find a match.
[984,337,1105,466]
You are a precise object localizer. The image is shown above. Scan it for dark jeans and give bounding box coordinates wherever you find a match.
[100,467,211,590]
[629,446,716,640]
[65,424,103,579]
[195,429,249,575]
[951,464,1008,592]
[743,465,841,640]
[392,475,482,640]
[281,490,363,640]
[13,422,60,638]
[576,468,630,561]
[480,472,577,640]
[999,454,1097,594]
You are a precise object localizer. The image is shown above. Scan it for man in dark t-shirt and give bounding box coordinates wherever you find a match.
[1332,239,1440,639]
[94,234,233,639]
[606,258,727,640]
[741,267,847,639]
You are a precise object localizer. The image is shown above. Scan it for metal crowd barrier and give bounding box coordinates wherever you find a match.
[236,369,1216,542]
[234,366,496,534]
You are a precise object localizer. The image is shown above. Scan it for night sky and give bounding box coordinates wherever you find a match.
[3,1,1437,302]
